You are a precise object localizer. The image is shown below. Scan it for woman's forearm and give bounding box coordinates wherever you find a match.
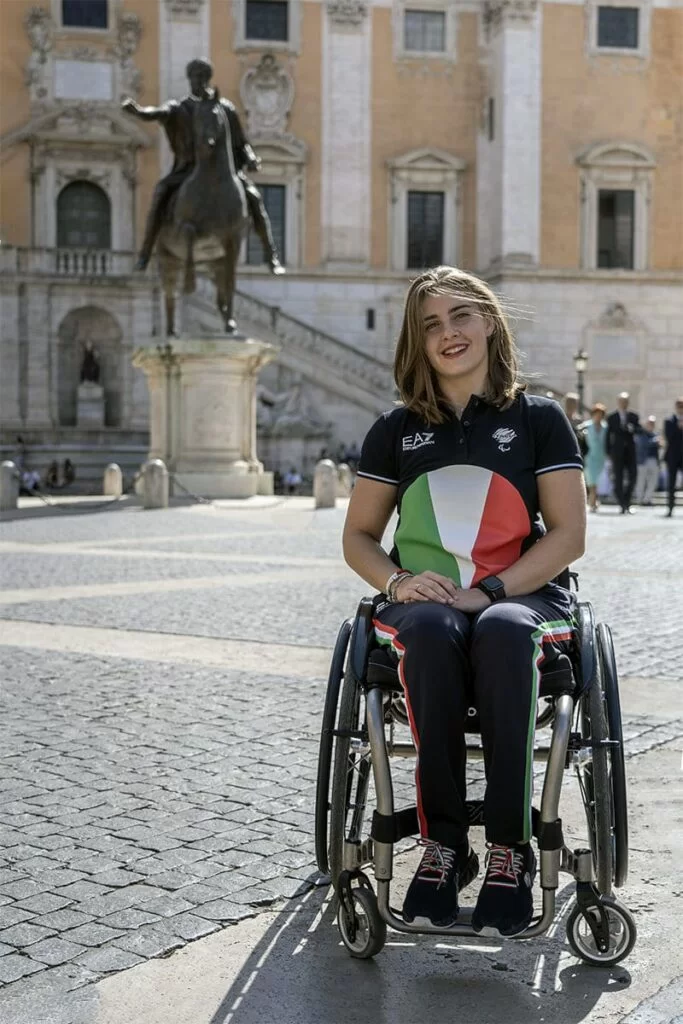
[498,528,585,598]
[343,529,400,594]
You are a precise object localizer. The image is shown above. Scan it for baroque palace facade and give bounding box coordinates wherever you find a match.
[0,0,682,482]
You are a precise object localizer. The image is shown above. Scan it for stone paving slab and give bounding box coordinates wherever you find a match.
[0,500,681,1004]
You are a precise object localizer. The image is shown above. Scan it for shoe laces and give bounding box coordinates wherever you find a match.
[416,840,455,888]
[484,844,525,886]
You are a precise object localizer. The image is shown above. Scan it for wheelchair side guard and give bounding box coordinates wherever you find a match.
[576,601,596,697]
[349,597,376,687]
[575,881,615,954]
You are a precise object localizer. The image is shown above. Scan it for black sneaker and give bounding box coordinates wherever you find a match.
[471,842,536,936]
[402,841,479,927]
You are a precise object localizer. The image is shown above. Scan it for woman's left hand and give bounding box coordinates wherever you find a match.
[450,587,492,614]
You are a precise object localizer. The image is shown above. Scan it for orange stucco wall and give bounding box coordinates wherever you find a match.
[541,5,683,270]
[370,7,480,270]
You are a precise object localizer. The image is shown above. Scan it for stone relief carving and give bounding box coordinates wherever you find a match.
[111,12,142,99]
[327,0,368,25]
[165,0,205,17]
[598,303,635,330]
[257,374,331,437]
[485,0,537,31]
[239,54,294,137]
[25,6,54,102]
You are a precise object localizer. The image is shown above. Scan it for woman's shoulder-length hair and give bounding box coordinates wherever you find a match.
[393,265,526,425]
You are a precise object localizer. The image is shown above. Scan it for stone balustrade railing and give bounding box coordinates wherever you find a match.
[0,246,135,277]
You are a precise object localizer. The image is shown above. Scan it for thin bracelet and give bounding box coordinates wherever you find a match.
[386,570,413,602]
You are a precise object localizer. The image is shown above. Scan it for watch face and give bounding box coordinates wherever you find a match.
[482,576,503,592]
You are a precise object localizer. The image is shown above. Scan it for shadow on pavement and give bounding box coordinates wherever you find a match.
[207,882,631,1024]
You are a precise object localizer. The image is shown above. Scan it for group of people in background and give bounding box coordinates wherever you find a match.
[565,394,683,517]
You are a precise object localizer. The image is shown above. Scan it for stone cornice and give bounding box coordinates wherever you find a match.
[485,0,538,31]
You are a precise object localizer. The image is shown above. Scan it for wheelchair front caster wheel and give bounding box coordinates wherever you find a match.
[566,896,637,967]
[337,886,386,959]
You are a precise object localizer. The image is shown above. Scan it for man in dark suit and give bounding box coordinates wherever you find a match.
[664,397,683,517]
[606,392,641,514]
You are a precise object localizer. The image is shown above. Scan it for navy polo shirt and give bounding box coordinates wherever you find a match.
[357,392,583,588]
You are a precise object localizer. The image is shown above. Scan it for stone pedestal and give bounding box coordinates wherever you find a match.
[132,337,278,499]
[77,382,105,427]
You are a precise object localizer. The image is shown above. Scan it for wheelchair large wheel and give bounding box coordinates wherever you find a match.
[578,649,614,895]
[596,622,629,888]
[314,619,353,876]
[566,896,636,967]
[328,665,372,888]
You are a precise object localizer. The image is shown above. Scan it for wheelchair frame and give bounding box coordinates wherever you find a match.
[315,589,636,967]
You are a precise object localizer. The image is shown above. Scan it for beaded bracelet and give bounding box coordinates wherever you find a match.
[385,569,414,603]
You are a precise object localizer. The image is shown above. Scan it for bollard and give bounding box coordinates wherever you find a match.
[0,461,19,511]
[103,463,123,497]
[134,462,147,497]
[143,459,169,509]
[314,459,337,509]
[336,462,353,498]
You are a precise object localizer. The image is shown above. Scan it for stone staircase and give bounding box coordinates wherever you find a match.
[189,277,396,416]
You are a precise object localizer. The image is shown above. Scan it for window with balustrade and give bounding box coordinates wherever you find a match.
[57,181,111,250]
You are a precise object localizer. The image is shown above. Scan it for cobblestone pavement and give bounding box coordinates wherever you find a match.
[0,498,681,1001]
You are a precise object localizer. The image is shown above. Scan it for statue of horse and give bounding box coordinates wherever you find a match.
[156,96,248,336]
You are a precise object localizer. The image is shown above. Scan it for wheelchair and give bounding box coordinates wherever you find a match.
[314,579,636,967]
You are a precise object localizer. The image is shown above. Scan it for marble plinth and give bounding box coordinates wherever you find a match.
[132,336,278,499]
[77,381,105,427]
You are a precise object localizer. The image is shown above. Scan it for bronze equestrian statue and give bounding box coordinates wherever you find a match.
[122,57,284,336]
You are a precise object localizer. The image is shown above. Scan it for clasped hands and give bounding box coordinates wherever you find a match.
[394,570,491,613]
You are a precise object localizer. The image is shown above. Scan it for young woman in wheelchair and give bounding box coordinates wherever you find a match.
[342,265,586,937]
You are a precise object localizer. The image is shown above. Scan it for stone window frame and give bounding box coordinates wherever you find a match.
[387,148,465,272]
[393,0,458,62]
[51,0,121,36]
[239,139,307,270]
[586,0,652,60]
[577,141,655,272]
[232,0,302,55]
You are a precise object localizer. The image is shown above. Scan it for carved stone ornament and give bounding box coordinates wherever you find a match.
[326,0,368,24]
[485,0,537,31]
[598,303,633,330]
[239,54,294,137]
[165,0,205,17]
[112,12,142,99]
[24,6,54,101]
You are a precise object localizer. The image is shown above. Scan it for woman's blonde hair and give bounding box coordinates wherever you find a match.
[394,265,525,424]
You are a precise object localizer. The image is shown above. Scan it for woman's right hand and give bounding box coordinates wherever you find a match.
[394,571,459,605]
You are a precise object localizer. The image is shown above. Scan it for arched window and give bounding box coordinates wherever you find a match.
[57,181,111,249]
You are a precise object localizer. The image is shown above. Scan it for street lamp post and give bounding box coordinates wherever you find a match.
[573,349,589,416]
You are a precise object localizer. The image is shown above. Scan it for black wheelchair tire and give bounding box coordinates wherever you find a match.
[566,896,636,967]
[337,886,387,959]
[596,622,629,887]
[581,656,615,896]
[314,619,353,876]
[328,665,372,889]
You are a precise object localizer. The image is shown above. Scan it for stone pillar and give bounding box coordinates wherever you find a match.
[484,0,541,268]
[0,462,19,511]
[133,337,278,499]
[321,0,372,267]
[143,459,169,509]
[314,459,337,508]
[103,463,123,497]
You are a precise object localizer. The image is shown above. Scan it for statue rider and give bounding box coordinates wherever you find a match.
[122,57,284,275]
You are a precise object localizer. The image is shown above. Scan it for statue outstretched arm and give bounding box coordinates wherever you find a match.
[122,97,173,122]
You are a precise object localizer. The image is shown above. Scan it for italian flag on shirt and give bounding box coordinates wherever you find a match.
[394,464,531,588]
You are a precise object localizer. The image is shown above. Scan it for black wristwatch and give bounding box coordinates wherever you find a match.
[476,576,506,603]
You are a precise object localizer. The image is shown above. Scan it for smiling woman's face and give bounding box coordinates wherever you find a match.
[422,292,490,386]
